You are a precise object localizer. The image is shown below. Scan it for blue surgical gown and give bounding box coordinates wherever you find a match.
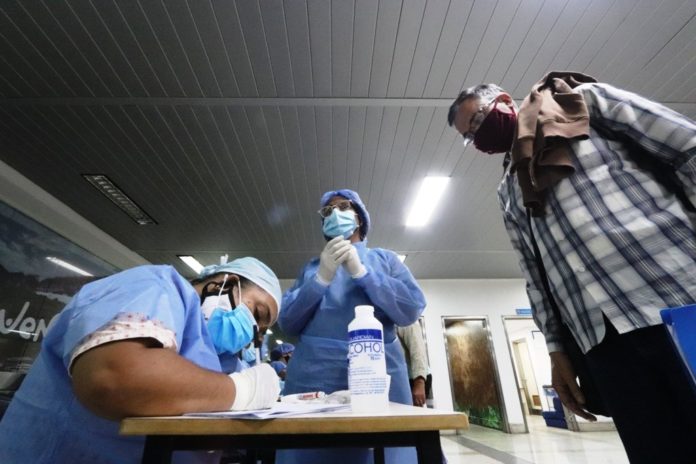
[0,265,221,464]
[276,242,426,464]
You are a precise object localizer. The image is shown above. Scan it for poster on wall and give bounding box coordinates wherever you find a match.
[0,201,119,404]
[443,316,507,431]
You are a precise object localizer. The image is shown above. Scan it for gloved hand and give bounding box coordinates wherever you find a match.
[316,236,352,284]
[229,364,280,410]
[343,245,366,278]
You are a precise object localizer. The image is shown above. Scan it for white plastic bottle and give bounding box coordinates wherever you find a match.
[348,305,389,413]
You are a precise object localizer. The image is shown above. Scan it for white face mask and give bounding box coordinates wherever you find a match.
[200,274,233,320]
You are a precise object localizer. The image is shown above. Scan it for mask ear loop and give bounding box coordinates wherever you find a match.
[235,278,242,308]
[216,274,229,307]
[491,96,517,116]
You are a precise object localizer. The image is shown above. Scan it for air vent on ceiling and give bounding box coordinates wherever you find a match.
[82,174,156,225]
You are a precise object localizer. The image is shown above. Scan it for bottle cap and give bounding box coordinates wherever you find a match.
[355,305,374,317]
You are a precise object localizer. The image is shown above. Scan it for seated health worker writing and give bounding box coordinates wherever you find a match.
[276,189,427,464]
[0,256,282,464]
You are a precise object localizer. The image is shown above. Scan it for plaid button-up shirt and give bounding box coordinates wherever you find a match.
[498,83,696,353]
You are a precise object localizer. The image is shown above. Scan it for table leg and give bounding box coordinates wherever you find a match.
[242,449,257,464]
[374,446,385,464]
[141,436,174,464]
[415,431,442,464]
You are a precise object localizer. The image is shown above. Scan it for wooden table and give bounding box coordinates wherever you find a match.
[120,402,468,464]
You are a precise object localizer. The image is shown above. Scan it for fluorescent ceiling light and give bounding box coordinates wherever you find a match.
[405,176,450,227]
[46,257,93,276]
[275,339,284,345]
[397,254,406,262]
[265,329,273,335]
[83,174,156,225]
[178,255,204,274]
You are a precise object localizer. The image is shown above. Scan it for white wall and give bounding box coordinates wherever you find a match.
[418,279,531,432]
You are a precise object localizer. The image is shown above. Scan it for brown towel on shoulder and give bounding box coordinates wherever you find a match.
[511,72,597,216]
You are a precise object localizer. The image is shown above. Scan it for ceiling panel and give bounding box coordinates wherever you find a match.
[307,0,332,97]
[0,0,693,281]
[368,0,403,97]
[386,0,426,98]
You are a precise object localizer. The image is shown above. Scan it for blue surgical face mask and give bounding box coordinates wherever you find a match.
[242,343,257,363]
[322,208,358,239]
[205,283,257,355]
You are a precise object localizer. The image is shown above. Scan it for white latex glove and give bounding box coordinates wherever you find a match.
[229,364,281,410]
[316,236,352,284]
[343,245,367,278]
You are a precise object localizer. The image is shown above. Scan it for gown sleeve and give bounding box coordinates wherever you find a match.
[61,268,188,370]
[352,250,426,327]
[278,259,329,335]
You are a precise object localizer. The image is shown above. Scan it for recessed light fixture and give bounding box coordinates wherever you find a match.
[178,255,204,274]
[405,176,450,227]
[397,254,407,262]
[83,174,156,225]
[46,257,93,276]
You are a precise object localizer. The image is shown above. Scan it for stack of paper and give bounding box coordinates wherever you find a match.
[185,402,349,420]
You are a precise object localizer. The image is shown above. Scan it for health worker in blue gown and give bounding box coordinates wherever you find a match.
[0,257,282,464]
[276,189,427,464]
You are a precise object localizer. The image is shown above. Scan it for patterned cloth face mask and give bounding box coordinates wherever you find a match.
[473,100,517,154]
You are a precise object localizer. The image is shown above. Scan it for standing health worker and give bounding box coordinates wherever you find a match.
[277,189,426,464]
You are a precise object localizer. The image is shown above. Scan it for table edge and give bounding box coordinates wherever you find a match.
[121,412,469,436]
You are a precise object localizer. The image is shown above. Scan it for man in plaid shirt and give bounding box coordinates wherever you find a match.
[448,75,696,464]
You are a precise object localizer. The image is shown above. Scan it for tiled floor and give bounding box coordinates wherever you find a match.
[441,415,629,464]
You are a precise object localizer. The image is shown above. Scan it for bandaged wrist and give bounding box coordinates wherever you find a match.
[229,372,252,410]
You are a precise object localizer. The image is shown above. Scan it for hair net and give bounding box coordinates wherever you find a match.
[198,257,282,314]
[270,360,287,375]
[320,189,371,239]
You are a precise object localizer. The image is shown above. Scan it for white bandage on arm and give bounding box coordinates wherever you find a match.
[228,364,281,410]
[229,371,253,410]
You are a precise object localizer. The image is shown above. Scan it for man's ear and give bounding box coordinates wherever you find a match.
[495,92,513,105]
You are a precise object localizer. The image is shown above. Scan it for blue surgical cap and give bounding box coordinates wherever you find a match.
[270,361,287,375]
[320,189,370,239]
[198,257,282,314]
[271,342,295,360]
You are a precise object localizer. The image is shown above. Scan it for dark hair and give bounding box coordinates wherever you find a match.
[190,273,250,289]
[447,84,506,127]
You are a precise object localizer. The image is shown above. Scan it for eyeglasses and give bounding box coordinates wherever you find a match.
[317,200,353,218]
[460,100,493,147]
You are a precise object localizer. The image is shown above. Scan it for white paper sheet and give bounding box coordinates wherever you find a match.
[184,402,350,420]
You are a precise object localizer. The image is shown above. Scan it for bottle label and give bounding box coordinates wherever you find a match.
[348,328,386,398]
[348,329,383,357]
